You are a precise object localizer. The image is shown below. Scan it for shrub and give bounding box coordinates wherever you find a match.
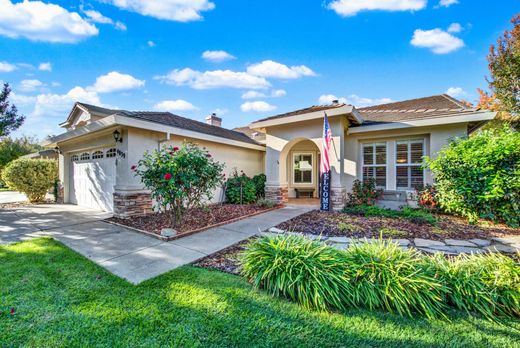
[134,142,224,226]
[342,240,447,319]
[241,235,353,311]
[422,253,520,319]
[2,158,57,202]
[345,178,383,207]
[342,204,436,225]
[426,126,520,226]
[252,173,266,198]
[378,227,407,238]
[225,169,256,204]
[256,198,276,208]
[416,184,438,211]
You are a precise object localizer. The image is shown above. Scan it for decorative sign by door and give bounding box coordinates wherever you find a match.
[320,170,331,211]
[320,112,332,211]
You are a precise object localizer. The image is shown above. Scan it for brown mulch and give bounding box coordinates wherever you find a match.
[276,210,520,241]
[194,238,253,275]
[108,204,277,235]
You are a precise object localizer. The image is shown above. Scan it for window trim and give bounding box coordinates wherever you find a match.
[79,152,90,161]
[395,139,425,189]
[361,142,387,189]
[106,148,116,158]
[92,150,104,159]
[292,152,315,186]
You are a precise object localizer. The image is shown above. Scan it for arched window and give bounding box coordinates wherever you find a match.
[71,154,79,162]
[92,151,104,159]
[80,152,90,161]
[106,148,116,158]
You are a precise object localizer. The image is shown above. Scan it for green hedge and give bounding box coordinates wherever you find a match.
[225,171,266,204]
[2,158,57,202]
[426,126,520,226]
[342,204,437,225]
[241,235,520,320]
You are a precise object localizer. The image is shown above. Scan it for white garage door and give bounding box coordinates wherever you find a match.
[69,148,116,212]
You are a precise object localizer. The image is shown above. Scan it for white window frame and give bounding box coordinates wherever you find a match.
[395,139,425,189]
[79,152,90,161]
[292,152,314,186]
[361,142,387,188]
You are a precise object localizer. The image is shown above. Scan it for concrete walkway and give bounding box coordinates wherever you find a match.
[1,204,312,284]
[0,191,28,204]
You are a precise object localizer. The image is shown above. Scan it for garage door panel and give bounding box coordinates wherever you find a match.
[69,149,116,212]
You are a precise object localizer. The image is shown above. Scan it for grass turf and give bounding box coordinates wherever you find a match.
[1,238,519,347]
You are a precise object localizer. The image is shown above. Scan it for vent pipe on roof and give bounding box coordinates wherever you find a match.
[205,113,222,127]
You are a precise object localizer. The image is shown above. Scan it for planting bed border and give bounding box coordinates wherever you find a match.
[105,205,282,241]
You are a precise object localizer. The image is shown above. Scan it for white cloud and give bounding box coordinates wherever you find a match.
[154,99,198,112]
[19,79,44,92]
[411,28,464,54]
[91,71,145,93]
[328,0,427,17]
[147,40,156,47]
[10,92,36,106]
[240,101,277,113]
[319,94,393,107]
[445,87,466,97]
[38,62,52,71]
[0,61,16,72]
[242,90,267,99]
[447,23,462,33]
[104,0,215,22]
[202,50,236,63]
[156,68,270,90]
[32,86,101,117]
[439,0,459,7]
[0,0,98,43]
[83,8,127,31]
[247,60,316,79]
[271,89,287,97]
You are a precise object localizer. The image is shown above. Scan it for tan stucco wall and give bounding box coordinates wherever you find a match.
[286,139,320,198]
[344,123,468,191]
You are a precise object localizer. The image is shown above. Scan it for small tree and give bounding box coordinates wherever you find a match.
[486,14,520,116]
[134,142,225,226]
[2,158,58,202]
[0,136,42,186]
[0,83,25,137]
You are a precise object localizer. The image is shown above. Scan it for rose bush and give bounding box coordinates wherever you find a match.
[134,142,224,226]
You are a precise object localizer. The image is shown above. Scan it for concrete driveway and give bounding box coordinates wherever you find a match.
[0,191,28,204]
[0,204,312,284]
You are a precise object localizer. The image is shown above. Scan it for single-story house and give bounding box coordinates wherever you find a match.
[22,149,58,160]
[46,94,495,217]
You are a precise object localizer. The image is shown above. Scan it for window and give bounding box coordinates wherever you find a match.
[106,148,116,158]
[80,152,90,161]
[362,142,387,188]
[71,154,79,162]
[92,151,104,159]
[293,153,313,184]
[396,140,424,189]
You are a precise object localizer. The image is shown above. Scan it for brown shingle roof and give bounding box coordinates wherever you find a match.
[77,103,261,145]
[254,103,346,123]
[358,94,476,125]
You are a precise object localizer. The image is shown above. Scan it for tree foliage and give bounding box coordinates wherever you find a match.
[225,169,257,204]
[426,126,520,226]
[486,14,520,116]
[2,158,58,202]
[134,142,225,226]
[0,136,43,187]
[0,83,25,137]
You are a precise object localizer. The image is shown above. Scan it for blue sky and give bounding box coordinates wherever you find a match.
[0,0,518,138]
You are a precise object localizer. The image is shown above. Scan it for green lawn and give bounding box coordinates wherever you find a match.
[1,238,519,347]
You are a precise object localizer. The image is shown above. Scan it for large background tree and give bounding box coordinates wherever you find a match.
[485,14,520,116]
[0,83,25,137]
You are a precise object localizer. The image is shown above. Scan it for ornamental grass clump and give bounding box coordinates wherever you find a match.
[240,235,353,311]
[342,240,447,319]
[423,252,520,319]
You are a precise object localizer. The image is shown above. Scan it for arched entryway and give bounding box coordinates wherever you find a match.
[278,138,321,205]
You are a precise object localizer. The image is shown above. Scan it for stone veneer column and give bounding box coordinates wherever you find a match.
[113,191,153,219]
[265,185,289,204]
[330,187,346,211]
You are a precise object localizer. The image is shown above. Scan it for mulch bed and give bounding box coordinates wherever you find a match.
[108,204,277,236]
[194,238,253,275]
[276,210,520,241]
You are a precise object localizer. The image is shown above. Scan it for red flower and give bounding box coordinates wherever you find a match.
[130,165,137,171]
[206,154,212,158]
[163,173,173,181]
[173,147,179,151]
[10,308,15,315]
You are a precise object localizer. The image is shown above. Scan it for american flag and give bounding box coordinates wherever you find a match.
[320,112,332,174]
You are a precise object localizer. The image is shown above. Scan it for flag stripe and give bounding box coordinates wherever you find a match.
[320,112,332,174]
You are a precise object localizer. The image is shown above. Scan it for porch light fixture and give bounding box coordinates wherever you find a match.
[54,146,62,154]
[113,129,123,143]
